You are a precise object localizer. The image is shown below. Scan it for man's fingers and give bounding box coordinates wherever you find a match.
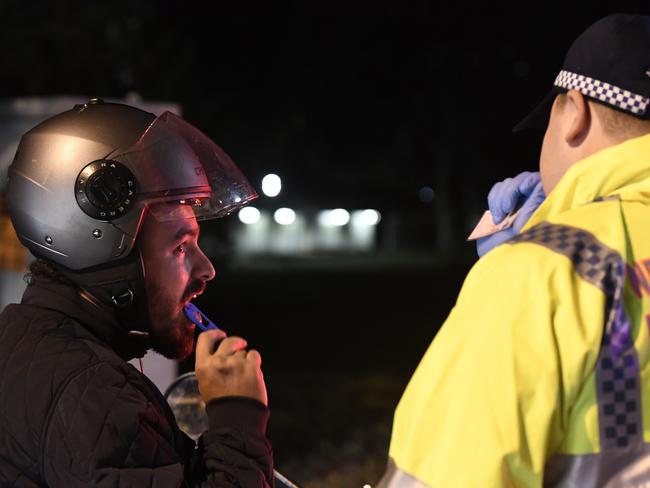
[216,336,248,355]
[247,349,262,367]
[517,171,541,196]
[488,181,507,223]
[519,182,546,215]
[490,172,541,224]
[195,329,227,359]
[530,181,547,204]
[499,190,520,221]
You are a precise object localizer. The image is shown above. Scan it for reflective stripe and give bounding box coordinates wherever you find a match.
[376,458,432,488]
[544,443,650,487]
[511,222,642,451]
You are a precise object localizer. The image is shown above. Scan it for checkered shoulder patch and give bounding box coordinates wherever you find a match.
[555,70,649,117]
[510,222,641,450]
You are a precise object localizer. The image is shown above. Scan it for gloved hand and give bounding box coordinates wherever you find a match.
[476,171,546,257]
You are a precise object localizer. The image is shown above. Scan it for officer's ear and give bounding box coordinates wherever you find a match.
[561,90,591,147]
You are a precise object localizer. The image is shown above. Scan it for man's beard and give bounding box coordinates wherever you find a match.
[146,280,196,360]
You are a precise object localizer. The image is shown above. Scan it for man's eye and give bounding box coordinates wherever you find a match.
[174,244,187,255]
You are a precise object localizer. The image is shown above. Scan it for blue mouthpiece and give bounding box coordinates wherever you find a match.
[183,302,220,332]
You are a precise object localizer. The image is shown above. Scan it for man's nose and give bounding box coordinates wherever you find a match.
[194,246,216,282]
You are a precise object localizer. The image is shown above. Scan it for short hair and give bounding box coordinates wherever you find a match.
[555,92,650,142]
[591,99,650,142]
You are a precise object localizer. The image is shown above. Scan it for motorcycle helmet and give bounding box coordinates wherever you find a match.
[6,98,256,270]
[5,99,257,346]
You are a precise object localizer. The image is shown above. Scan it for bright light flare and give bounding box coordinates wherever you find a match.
[262,174,282,197]
[274,208,296,225]
[238,206,261,224]
[318,208,350,227]
[352,209,381,226]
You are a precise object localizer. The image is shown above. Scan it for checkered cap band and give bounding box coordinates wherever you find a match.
[554,70,649,116]
[511,221,642,450]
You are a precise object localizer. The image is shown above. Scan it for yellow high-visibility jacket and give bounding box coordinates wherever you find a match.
[379,134,650,487]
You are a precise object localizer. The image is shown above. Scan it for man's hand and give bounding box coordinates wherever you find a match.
[476,171,546,257]
[195,330,268,406]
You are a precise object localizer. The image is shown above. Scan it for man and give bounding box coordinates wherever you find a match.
[0,100,274,486]
[378,13,650,487]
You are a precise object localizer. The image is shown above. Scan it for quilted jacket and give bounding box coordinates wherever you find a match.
[0,276,274,487]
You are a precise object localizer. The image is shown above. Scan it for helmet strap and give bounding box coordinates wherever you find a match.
[54,251,153,356]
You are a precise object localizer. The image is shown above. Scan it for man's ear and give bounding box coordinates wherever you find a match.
[563,90,591,146]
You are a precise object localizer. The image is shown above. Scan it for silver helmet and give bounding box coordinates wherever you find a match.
[6,99,257,271]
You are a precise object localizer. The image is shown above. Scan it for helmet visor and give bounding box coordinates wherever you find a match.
[111,111,257,221]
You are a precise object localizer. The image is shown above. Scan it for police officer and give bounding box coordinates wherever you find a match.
[379,13,650,487]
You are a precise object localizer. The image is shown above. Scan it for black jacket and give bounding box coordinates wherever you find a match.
[0,277,274,487]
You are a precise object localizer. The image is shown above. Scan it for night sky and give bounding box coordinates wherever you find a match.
[4,1,649,218]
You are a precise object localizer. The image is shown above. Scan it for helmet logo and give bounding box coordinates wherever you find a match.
[75,160,137,221]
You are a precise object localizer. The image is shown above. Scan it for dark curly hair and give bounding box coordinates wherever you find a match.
[24,259,77,287]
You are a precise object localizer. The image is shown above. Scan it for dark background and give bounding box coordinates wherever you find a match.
[2,2,650,485]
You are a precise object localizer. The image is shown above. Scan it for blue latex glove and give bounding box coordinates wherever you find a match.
[476,171,546,257]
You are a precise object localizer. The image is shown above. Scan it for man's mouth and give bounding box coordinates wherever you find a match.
[182,283,206,307]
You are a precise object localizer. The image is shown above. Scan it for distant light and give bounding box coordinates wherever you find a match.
[418,186,435,203]
[262,174,282,197]
[330,209,350,226]
[274,208,296,225]
[352,209,381,226]
[238,206,261,224]
[318,208,350,227]
[234,196,242,203]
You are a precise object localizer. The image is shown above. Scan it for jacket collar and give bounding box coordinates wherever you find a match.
[524,133,650,230]
[21,276,149,360]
